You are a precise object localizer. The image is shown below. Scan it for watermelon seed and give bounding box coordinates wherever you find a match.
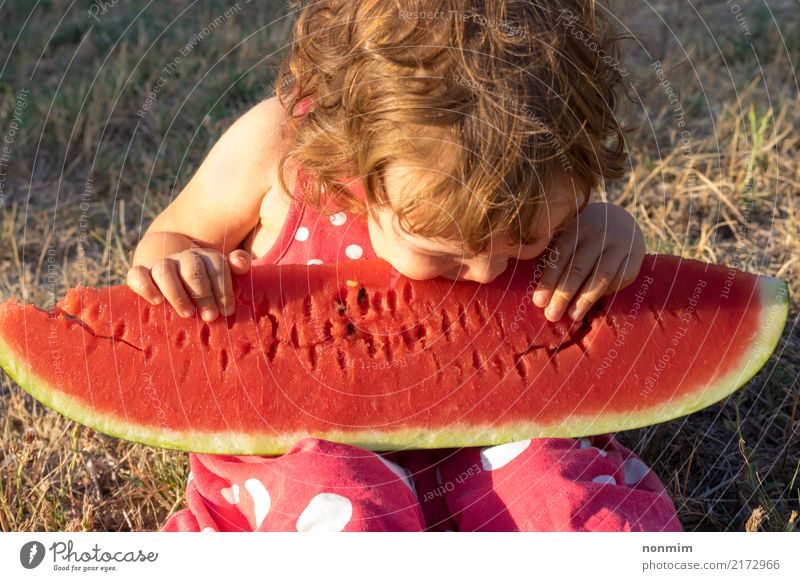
[357,287,367,305]
[200,325,211,348]
[382,338,393,361]
[346,322,356,335]
[512,354,528,380]
[491,354,505,376]
[473,301,487,326]
[402,282,414,305]
[308,346,317,370]
[290,324,300,348]
[399,326,414,348]
[386,288,398,315]
[493,310,506,337]
[364,334,377,357]
[456,304,468,331]
[175,329,187,349]
[440,309,452,341]
[220,348,229,373]
[472,350,484,372]
[547,348,560,371]
[371,290,383,314]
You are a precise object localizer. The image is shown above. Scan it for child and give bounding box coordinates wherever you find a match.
[127,0,682,531]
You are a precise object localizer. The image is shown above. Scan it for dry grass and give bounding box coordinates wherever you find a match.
[1,0,798,531]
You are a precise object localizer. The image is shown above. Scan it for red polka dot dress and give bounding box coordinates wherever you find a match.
[160,99,683,533]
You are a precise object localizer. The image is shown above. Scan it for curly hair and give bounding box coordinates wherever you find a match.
[273,0,631,253]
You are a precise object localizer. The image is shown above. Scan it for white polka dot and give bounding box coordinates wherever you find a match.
[623,458,650,486]
[377,456,416,496]
[244,478,272,528]
[480,439,531,471]
[330,212,347,226]
[220,483,240,504]
[306,258,324,266]
[296,493,353,532]
[345,244,363,259]
[202,527,216,532]
[295,226,310,242]
[579,437,608,456]
[592,475,617,485]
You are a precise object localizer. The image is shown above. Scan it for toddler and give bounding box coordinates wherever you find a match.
[128,0,682,531]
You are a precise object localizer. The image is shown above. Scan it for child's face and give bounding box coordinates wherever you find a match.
[365,166,577,283]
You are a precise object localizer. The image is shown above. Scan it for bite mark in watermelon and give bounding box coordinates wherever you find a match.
[0,254,789,454]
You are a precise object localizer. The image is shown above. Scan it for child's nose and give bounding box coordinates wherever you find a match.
[458,257,508,284]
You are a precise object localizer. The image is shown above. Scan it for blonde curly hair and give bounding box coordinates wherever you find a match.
[274,0,631,253]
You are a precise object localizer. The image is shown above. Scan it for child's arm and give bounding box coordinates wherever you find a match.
[533,200,646,323]
[127,96,292,322]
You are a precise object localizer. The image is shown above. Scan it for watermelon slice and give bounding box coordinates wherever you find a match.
[0,254,788,454]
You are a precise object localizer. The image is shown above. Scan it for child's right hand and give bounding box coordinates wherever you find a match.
[126,248,252,322]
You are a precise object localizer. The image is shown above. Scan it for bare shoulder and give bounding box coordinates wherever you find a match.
[143,94,298,255]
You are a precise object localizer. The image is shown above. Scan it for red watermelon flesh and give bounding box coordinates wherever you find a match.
[0,254,788,454]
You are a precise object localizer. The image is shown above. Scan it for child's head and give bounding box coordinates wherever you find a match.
[274,0,630,281]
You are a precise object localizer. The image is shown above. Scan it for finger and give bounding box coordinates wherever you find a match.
[203,253,236,317]
[126,266,163,305]
[176,252,219,322]
[603,237,646,295]
[532,233,577,308]
[150,259,196,318]
[546,244,602,322]
[568,250,628,321]
[228,249,252,275]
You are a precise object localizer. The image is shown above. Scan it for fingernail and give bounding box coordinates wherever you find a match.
[202,308,217,322]
[223,305,235,316]
[181,307,194,318]
[533,291,548,307]
[545,306,560,321]
[569,304,582,320]
[152,296,162,305]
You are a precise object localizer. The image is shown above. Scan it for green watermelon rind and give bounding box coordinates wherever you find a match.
[0,276,789,454]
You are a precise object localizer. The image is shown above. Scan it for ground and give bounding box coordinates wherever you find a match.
[0,0,797,531]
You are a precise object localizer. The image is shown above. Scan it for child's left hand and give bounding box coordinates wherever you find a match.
[532,202,645,322]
